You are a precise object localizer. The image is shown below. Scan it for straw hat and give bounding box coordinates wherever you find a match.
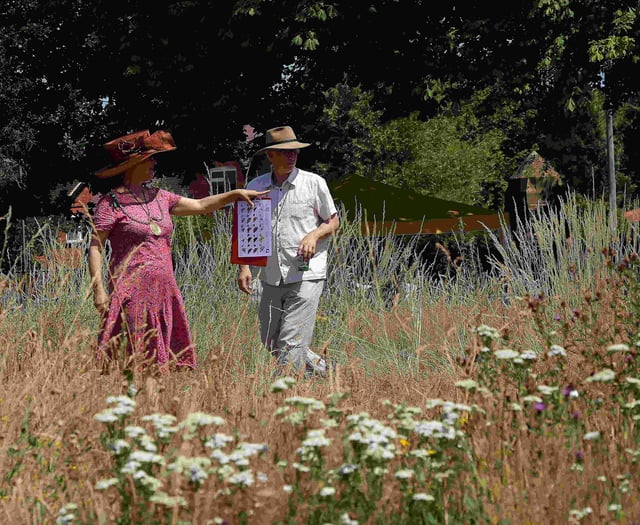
[255,126,310,154]
[94,130,176,178]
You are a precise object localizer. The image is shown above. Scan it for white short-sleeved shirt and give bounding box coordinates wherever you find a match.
[246,167,338,285]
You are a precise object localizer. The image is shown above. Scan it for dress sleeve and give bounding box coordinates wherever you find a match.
[160,189,183,212]
[93,194,117,231]
[315,177,338,221]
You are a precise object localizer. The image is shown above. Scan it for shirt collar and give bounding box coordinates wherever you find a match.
[270,167,299,189]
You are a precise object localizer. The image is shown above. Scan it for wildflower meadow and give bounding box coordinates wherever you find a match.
[2,193,640,524]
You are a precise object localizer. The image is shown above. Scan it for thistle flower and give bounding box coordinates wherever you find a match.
[562,385,579,398]
[533,402,546,413]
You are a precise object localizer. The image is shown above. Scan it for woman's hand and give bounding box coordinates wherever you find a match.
[93,288,109,315]
[236,189,269,206]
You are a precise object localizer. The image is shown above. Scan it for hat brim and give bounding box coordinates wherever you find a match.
[94,147,175,179]
[256,141,311,155]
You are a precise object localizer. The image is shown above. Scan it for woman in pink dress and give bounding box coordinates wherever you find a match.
[88,129,267,373]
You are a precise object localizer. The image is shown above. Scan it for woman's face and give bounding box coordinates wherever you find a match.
[125,157,157,185]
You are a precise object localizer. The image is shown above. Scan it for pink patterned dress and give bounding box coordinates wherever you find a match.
[93,187,196,370]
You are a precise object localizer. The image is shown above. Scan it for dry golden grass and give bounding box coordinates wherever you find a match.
[1,270,640,524]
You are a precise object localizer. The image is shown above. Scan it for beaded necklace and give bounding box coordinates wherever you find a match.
[109,185,164,236]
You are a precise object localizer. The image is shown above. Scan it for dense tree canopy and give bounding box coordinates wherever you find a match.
[1,0,639,217]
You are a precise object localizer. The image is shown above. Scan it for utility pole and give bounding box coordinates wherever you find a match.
[606,104,616,234]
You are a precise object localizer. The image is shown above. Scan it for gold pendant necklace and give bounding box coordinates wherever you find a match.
[149,221,162,235]
[116,185,164,235]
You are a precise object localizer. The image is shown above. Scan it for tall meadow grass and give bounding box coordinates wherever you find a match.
[1,193,640,524]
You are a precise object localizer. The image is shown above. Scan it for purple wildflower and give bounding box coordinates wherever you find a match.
[562,384,575,398]
[534,402,546,413]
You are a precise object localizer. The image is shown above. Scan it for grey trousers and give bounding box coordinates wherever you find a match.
[258,279,327,374]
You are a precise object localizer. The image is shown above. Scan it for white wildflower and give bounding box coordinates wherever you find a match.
[338,463,358,475]
[133,470,162,491]
[339,513,359,525]
[205,433,234,449]
[95,478,118,490]
[228,470,254,487]
[494,349,519,360]
[454,379,478,390]
[107,439,130,454]
[537,385,559,396]
[128,450,164,465]
[210,449,230,464]
[474,325,501,340]
[585,369,615,383]
[284,396,326,411]
[94,410,118,423]
[124,426,147,439]
[394,468,414,479]
[271,377,296,392]
[548,345,567,357]
[319,486,336,497]
[412,493,435,502]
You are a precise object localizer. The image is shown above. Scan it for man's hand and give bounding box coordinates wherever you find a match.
[238,265,253,294]
[298,231,319,260]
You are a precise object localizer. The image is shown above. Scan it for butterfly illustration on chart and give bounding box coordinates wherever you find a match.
[237,199,272,257]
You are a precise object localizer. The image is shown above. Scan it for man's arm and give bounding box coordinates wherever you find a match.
[237,264,253,294]
[298,213,339,260]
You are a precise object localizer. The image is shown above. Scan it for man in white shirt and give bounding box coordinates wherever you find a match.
[237,126,339,376]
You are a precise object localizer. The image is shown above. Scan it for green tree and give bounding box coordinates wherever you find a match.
[373,105,509,208]
[3,0,640,218]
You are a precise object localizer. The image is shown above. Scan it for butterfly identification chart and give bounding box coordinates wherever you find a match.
[236,198,272,257]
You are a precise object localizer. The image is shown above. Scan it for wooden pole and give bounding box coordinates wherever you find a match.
[606,105,616,234]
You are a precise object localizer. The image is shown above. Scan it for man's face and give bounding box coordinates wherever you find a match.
[267,149,299,174]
